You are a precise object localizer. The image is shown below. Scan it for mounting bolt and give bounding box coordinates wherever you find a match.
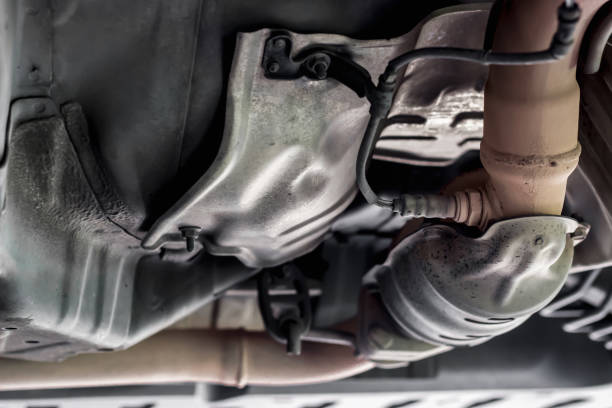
[282,318,303,356]
[313,62,328,79]
[273,38,287,50]
[305,54,331,80]
[267,61,281,74]
[179,226,201,252]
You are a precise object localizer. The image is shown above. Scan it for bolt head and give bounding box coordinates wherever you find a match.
[179,226,201,238]
[273,38,286,50]
[267,61,281,74]
[305,54,331,80]
[312,61,328,79]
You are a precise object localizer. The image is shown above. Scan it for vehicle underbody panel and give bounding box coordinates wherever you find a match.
[1,0,612,397]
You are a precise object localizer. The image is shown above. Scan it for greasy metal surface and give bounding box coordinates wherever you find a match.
[375,5,490,167]
[375,216,579,347]
[0,99,257,361]
[143,6,492,268]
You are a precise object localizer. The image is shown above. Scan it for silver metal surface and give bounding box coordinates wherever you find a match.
[142,5,492,268]
[143,29,371,267]
[357,290,451,364]
[374,216,580,348]
[375,5,489,167]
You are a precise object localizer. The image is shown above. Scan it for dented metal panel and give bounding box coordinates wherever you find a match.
[376,5,489,166]
[375,216,579,347]
[141,29,405,267]
[143,5,492,268]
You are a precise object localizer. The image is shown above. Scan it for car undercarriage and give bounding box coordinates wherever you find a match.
[2,0,612,406]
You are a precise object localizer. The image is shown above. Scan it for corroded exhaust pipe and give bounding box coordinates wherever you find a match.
[386,1,605,228]
[467,0,603,225]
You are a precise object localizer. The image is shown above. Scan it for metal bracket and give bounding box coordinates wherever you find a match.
[261,33,376,99]
[257,264,312,356]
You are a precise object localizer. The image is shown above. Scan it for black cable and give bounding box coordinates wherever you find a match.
[357,1,582,214]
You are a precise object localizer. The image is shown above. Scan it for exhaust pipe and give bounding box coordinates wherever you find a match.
[0,330,373,390]
[479,0,600,221]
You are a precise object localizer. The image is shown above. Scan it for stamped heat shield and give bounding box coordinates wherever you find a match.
[374,8,489,167]
[360,216,583,362]
[142,30,368,267]
[142,6,492,268]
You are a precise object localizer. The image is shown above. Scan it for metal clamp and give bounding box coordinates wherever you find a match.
[261,33,376,99]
